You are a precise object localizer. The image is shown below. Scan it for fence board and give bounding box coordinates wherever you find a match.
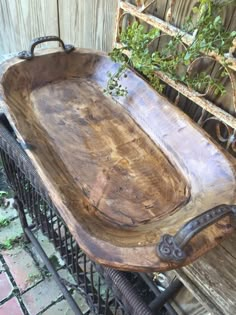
[59,0,118,52]
[0,0,58,55]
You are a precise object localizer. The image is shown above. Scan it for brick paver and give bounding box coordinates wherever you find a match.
[0,201,89,315]
[22,277,62,315]
[0,218,23,244]
[0,297,24,315]
[30,230,64,269]
[73,291,90,314]
[42,291,89,315]
[58,268,76,285]
[0,272,13,302]
[0,198,17,220]
[3,246,42,292]
[42,299,76,315]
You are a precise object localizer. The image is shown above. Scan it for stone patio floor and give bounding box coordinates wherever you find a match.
[0,198,90,315]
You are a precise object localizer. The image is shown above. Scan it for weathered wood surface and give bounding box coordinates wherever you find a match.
[175,232,236,315]
[165,270,211,315]
[0,0,58,55]
[31,77,188,227]
[0,53,16,64]
[0,0,118,56]
[0,48,236,271]
[172,287,211,315]
[174,269,222,315]
[59,0,118,52]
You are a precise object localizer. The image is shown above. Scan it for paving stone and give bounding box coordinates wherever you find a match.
[22,277,62,315]
[0,198,18,220]
[0,214,32,247]
[0,217,23,244]
[2,246,42,292]
[42,299,74,315]
[58,268,76,286]
[0,272,13,301]
[30,230,64,269]
[22,268,84,315]
[73,291,90,314]
[0,297,24,315]
[42,290,89,315]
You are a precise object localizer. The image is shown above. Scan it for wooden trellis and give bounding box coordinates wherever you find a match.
[114,0,236,155]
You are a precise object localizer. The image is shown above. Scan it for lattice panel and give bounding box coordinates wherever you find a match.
[114,0,236,156]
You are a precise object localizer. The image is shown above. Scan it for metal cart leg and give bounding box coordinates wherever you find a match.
[13,196,30,243]
[12,196,84,315]
[24,227,83,315]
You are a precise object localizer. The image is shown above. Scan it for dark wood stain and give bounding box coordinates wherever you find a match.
[0,48,236,271]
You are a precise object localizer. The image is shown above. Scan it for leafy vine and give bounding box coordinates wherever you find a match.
[104,0,236,97]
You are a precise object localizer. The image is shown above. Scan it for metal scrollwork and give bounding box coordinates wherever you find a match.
[197,114,236,153]
[185,55,236,155]
[157,235,186,262]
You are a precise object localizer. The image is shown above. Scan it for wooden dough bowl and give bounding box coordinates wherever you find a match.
[0,41,236,272]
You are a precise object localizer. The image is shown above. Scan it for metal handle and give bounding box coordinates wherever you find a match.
[157,204,236,262]
[18,35,75,60]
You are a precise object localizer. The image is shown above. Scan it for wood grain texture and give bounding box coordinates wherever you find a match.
[175,233,236,315]
[0,48,236,271]
[0,53,15,63]
[31,78,188,227]
[0,0,58,55]
[59,0,118,52]
[174,269,222,315]
[168,0,199,28]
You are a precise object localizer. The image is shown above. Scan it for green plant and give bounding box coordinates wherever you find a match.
[106,0,236,96]
[0,218,10,228]
[184,3,236,57]
[0,236,23,250]
[104,65,128,96]
[106,22,164,94]
[48,254,60,269]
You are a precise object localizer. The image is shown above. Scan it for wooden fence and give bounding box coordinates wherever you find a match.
[0,0,118,54]
[1,0,236,156]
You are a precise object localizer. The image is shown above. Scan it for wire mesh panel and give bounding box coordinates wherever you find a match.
[0,121,159,315]
[0,151,130,315]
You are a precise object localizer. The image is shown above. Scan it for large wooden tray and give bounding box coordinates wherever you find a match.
[0,37,235,271]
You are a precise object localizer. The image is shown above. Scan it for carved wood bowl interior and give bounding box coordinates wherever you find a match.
[0,48,236,271]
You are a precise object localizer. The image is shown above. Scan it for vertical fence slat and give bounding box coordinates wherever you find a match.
[0,0,58,55]
[58,0,118,52]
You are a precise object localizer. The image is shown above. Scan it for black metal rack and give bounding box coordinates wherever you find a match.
[0,119,181,315]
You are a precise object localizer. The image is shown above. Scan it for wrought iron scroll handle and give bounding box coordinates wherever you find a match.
[157,204,236,263]
[18,36,75,60]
